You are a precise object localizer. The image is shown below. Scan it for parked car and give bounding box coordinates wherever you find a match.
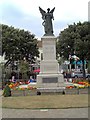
[71,72,90,78]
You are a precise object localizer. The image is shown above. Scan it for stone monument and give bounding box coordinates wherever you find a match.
[37,7,65,92]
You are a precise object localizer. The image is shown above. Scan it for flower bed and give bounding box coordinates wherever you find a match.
[9,82,37,91]
[8,80,90,90]
[66,79,90,89]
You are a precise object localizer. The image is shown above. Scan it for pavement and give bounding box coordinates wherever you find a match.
[0,90,2,120]
[2,108,88,118]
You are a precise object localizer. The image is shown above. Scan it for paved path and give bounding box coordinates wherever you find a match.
[2,108,88,118]
[0,90,2,120]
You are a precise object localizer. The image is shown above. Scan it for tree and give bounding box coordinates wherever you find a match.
[1,24,39,66]
[57,21,90,77]
[19,60,29,80]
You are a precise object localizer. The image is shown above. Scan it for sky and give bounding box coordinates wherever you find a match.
[0,0,89,39]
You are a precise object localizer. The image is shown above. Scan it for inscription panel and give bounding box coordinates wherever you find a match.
[43,39,55,45]
[43,64,57,71]
[43,45,56,60]
[42,77,58,83]
[43,45,55,53]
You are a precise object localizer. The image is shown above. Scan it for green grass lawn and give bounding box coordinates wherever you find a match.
[2,94,88,109]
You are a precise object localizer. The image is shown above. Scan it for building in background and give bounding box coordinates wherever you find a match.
[0,54,7,64]
[31,40,43,72]
[37,40,43,62]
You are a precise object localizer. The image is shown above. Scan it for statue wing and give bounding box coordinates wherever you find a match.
[39,7,46,20]
[50,7,55,13]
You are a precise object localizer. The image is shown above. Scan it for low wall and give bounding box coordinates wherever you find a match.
[11,88,89,96]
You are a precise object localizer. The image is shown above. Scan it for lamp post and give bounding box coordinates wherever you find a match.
[67,45,72,72]
[69,54,72,72]
[17,60,19,82]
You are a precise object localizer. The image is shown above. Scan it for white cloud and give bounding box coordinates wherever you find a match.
[1,0,88,20]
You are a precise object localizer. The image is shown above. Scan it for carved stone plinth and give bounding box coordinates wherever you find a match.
[37,36,65,89]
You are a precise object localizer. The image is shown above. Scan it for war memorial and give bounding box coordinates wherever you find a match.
[37,7,65,93]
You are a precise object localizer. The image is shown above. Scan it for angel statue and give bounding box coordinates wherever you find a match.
[39,7,55,36]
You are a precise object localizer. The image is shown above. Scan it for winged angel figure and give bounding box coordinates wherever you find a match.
[39,7,55,36]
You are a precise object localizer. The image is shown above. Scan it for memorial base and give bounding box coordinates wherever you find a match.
[37,87,65,95]
[37,35,65,91]
[37,73,64,88]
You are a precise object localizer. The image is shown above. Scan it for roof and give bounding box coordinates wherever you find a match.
[37,41,42,47]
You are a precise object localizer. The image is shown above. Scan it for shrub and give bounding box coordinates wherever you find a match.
[3,82,11,97]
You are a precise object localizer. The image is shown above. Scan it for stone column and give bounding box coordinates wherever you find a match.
[37,36,64,88]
